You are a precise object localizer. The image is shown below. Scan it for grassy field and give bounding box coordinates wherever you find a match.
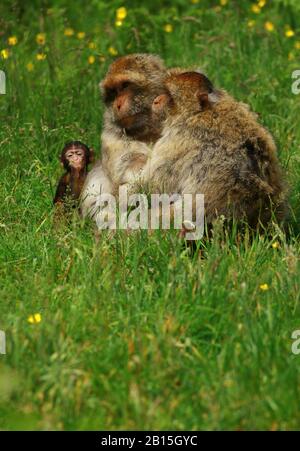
[0,0,300,431]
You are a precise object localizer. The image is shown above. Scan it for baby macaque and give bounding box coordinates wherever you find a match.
[141,69,287,229]
[54,141,94,209]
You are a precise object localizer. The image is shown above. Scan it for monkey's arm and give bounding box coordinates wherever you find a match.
[80,160,114,219]
[53,175,68,204]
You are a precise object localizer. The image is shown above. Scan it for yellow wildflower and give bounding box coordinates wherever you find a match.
[220,0,228,5]
[164,24,173,33]
[264,21,275,32]
[251,4,261,14]
[191,0,199,3]
[0,49,9,59]
[258,0,266,7]
[88,55,95,64]
[285,29,295,38]
[99,55,106,63]
[36,33,46,45]
[116,7,127,21]
[272,241,280,249]
[64,28,74,37]
[248,20,256,28]
[77,32,86,39]
[88,42,96,49]
[8,36,18,46]
[294,41,300,49]
[108,46,118,56]
[26,62,34,72]
[259,283,269,291]
[28,313,42,324]
[288,52,295,61]
[115,20,123,27]
[36,53,47,61]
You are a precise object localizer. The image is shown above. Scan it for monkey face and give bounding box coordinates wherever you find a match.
[100,55,167,140]
[65,148,86,170]
[102,80,161,132]
[105,81,141,124]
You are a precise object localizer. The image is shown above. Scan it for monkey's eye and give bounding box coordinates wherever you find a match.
[104,88,117,103]
[121,81,131,90]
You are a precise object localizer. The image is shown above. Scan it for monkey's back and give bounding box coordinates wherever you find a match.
[149,93,287,227]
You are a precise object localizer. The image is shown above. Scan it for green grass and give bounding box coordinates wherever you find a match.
[0,0,300,430]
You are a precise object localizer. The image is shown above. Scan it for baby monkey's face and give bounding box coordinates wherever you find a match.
[65,148,86,169]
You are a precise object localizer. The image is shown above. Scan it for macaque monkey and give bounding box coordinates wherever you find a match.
[54,141,94,209]
[141,69,287,229]
[80,53,167,223]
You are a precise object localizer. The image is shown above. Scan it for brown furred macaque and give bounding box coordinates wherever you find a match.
[151,72,212,119]
[101,53,166,143]
[80,54,167,221]
[54,141,94,209]
[141,69,288,230]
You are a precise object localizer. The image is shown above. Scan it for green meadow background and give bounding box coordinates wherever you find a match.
[0,0,300,430]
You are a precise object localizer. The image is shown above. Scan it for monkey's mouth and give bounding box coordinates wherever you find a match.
[70,160,83,169]
[116,115,137,129]
[116,111,149,132]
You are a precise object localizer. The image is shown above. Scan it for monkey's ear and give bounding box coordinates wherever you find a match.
[152,94,169,112]
[198,92,210,111]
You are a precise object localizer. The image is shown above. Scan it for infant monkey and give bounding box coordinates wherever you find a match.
[143,69,287,229]
[53,141,94,209]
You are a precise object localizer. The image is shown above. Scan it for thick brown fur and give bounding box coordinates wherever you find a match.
[80,54,167,220]
[142,69,288,228]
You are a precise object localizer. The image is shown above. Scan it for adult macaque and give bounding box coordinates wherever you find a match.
[141,69,287,229]
[80,53,167,222]
[54,141,94,209]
